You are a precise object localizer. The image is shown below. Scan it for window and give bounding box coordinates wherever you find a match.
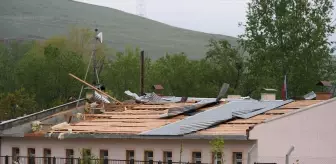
[126,150,134,164]
[192,152,201,164]
[100,150,108,164]
[43,149,52,164]
[232,152,242,164]
[82,149,91,164]
[163,151,172,164]
[28,148,35,164]
[144,151,153,164]
[66,149,74,164]
[12,147,20,162]
[212,152,222,164]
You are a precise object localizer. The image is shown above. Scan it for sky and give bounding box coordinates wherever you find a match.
[75,0,335,40]
[75,0,248,37]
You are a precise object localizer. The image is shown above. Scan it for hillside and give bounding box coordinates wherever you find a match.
[0,0,237,59]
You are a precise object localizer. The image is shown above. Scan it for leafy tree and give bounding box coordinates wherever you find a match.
[15,42,86,107]
[210,138,225,164]
[205,39,245,95]
[148,53,221,97]
[240,0,335,97]
[0,88,38,120]
[149,53,193,96]
[0,42,34,93]
[101,48,151,100]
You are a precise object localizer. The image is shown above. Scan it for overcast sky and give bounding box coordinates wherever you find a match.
[76,0,335,40]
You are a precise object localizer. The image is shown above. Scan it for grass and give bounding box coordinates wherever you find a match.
[0,0,238,59]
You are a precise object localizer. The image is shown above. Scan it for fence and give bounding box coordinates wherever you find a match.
[0,156,206,164]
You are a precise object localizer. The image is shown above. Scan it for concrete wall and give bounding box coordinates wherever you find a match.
[1,137,255,164]
[250,99,336,164]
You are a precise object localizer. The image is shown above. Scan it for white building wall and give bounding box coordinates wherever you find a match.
[250,98,336,164]
[1,137,255,163]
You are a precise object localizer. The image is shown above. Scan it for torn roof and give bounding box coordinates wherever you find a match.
[29,98,324,140]
[0,93,324,140]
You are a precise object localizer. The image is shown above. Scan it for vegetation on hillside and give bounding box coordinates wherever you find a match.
[0,0,335,121]
[0,0,236,59]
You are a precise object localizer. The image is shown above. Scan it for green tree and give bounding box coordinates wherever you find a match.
[240,0,335,97]
[206,39,245,95]
[15,41,86,107]
[101,48,151,100]
[0,88,38,120]
[210,138,225,164]
[148,53,220,97]
[0,41,34,93]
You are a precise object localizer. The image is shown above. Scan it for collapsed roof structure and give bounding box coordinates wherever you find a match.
[0,81,323,141]
[0,73,328,140]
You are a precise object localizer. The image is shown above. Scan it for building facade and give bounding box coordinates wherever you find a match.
[0,95,327,164]
[2,137,254,164]
[249,98,336,164]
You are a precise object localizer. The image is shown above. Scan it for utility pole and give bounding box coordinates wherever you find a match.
[92,28,99,86]
[140,50,145,96]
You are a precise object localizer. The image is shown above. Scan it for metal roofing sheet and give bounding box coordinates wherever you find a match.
[159,99,217,118]
[232,100,294,119]
[141,100,293,136]
[142,101,267,135]
[141,104,232,135]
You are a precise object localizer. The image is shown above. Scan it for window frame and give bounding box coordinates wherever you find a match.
[232,152,243,164]
[163,151,172,164]
[191,151,202,164]
[100,149,109,164]
[27,148,36,164]
[12,147,20,162]
[126,150,135,164]
[81,148,92,164]
[211,152,222,164]
[43,148,52,164]
[144,150,154,164]
[66,149,74,164]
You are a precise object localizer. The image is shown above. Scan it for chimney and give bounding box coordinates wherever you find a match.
[261,88,277,101]
[316,81,332,100]
[315,92,332,100]
[152,84,164,96]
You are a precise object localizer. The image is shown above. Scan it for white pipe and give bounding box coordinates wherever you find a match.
[285,146,295,164]
[247,144,256,164]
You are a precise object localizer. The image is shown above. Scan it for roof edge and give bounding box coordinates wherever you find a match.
[0,99,86,130]
[45,132,247,140]
[260,98,336,125]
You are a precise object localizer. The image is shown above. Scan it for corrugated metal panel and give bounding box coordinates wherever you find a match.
[94,91,110,103]
[146,92,162,102]
[142,101,265,135]
[141,100,293,136]
[141,103,232,135]
[232,100,293,119]
[159,99,217,118]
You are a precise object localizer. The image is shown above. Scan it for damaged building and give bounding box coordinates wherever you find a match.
[0,81,335,164]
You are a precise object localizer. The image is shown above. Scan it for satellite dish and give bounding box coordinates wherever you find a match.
[96,32,103,43]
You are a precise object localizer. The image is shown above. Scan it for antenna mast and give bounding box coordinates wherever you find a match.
[93,28,99,85]
[75,28,104,108]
